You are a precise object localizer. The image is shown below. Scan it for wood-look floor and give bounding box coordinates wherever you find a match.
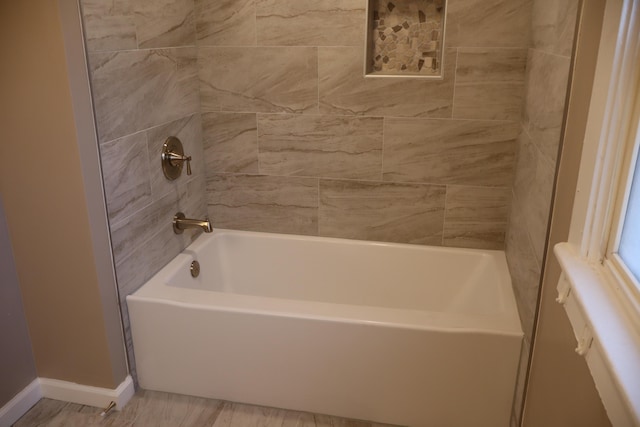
[13,390,401,427]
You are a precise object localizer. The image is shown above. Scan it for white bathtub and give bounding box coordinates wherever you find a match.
[127,229,523,427]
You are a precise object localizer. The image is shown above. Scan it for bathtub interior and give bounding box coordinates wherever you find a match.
[165,230,513,317]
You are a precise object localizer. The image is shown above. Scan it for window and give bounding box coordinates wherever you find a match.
[605,85,640,314]
[618,137,640,282]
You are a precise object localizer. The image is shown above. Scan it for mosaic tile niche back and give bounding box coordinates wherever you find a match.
[368,0,444,77]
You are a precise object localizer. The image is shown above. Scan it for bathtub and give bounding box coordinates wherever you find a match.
[127,229,523,427]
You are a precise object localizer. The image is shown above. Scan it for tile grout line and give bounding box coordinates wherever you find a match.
[316,45,321,114]
[256,113,261,175]
[380,117,385,181]
[451,47,459,118]
[442,184,449,246]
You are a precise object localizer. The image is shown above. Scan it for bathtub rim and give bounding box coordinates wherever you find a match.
[128,229,524,338]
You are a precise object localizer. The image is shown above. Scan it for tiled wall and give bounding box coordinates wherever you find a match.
[80,0,533,381]
[201,0,531,250]
[505,1,579,425]
[80,0,207,380]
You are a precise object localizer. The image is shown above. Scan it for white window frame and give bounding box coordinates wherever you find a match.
[605,92,640,316]
[554,0,640,426]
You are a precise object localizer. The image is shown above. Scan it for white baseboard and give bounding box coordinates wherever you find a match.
[0,376,134,427]
[40,375,135,410]
[0,379,42,427]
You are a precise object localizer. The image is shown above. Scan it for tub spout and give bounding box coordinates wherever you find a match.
[173,212,213,234]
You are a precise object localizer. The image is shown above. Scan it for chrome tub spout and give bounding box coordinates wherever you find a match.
[173,212,213,234]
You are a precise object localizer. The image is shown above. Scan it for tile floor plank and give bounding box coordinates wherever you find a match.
[13,390,402,427]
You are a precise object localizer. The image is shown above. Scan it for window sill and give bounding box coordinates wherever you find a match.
[554,242,640,426]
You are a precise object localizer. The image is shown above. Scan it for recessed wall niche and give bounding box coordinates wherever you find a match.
[365,0,446,78]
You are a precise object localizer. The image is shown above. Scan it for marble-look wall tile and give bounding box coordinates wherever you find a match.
[455,48,528,84]
[523,49,571,163]
[505,191,542,342]
[453,83,525,121]
[443,185,510,249]
[318,180,445,245]
[319,47,455,118]
[114,178,204,285]
[146,114,205,200]
[203,112,258,174]
[531,0,579,57]
[80,0,137,52]
[195,0,256,46]
[89,48,199,143]
[445,0,532,48]
[199,47,318,114]
[100,132,152,224]
[453,48,527,121]
[383,118,518,186]
[133,0,196,48]
[512,130,555,265]
[256,0,365,46]
[257,114,383,180]
[111,185,188,264]
[206,174,318,235]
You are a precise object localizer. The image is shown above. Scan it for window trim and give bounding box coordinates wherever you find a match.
[554,0,640,425]
[603,61,640,323]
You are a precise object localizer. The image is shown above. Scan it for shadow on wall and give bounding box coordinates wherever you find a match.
[0,196,37,407]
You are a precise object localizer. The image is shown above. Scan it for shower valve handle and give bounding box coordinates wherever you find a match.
[161,136,192,180]
[165,151,192,175]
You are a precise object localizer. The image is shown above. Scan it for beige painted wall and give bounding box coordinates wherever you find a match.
[522,1,611,425]
[0,197,37,406]
[0,0,124,388]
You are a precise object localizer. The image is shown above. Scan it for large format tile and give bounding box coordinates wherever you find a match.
[443,185,510,249]
[256,0,366,46]
[505,191,542,342]
[199,47,318,114]
[110,185,188,265]
[100,132,152,224]
[453,48,527,120]
[453,83,525,121]
[383,118,518,186]
[318,180,445,245]
[455,48,528,84]
[113,187,203,296]
[445,0,532,48]
[80,0,137,52]
[319,47,455,118]
[531,0,579,57]
[89,48,199,143]
[206,174,318,235]
[203,112,259,174]
[513,130,555,265]
[133,0,196,48]
[195,0,256,46]
[16,392,400,427]
[257,114,383,180]
[523,49,571,163]
[146,114,205,201]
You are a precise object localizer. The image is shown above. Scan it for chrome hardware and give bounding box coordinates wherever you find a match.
[161,136,192,180]
[173,212,213,234]
[100,401,117,417]
[190,260,200,278]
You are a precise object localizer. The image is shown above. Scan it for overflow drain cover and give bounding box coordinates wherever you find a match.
[190,260,200,278]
